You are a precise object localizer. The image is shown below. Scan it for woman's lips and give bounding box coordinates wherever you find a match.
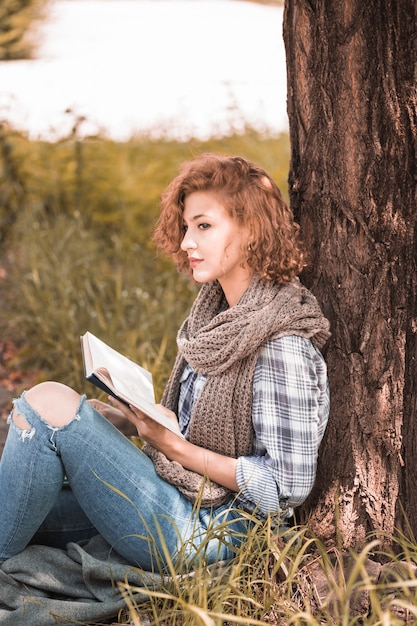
[189,257,202,269]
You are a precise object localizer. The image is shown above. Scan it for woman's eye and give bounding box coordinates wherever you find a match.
[182,224,188,233]
[198,223,210,230]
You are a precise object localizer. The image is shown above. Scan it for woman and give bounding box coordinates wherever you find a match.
[0,154,330,572]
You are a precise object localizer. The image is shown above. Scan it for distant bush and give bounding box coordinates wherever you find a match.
[0,123,290,397]
[0,0,50,60]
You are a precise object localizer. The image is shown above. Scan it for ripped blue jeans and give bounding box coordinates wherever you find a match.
[0,392,250,571]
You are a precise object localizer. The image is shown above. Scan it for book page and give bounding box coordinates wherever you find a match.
[84,332,155,403]
[81,332,183,437]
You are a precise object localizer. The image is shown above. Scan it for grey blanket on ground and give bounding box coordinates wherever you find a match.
[0,535,164,625]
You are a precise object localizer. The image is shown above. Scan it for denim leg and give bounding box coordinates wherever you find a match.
[0,391,250,571]
[29,487,99,549]
[0,394,68,559]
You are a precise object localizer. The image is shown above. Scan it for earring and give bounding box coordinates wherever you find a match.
[247,242,252,251]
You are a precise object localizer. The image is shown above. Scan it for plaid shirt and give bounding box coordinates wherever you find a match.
[178,335,329,518]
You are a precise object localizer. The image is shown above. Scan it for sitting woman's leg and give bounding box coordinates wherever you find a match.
[0,381,248,571]
[29,486,98,550]
[0,382,88,560]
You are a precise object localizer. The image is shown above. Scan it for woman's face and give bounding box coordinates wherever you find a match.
[180,191,252,305]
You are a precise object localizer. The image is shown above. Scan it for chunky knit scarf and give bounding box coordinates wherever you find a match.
[143,275,330,507]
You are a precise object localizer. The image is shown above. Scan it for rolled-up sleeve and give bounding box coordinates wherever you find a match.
[236,335,329,517]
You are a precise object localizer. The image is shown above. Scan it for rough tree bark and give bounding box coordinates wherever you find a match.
[283,0,417,546]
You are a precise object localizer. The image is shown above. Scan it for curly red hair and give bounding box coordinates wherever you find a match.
[153,153,305,283]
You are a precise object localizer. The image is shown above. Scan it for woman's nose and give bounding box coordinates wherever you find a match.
[180,231,197,251]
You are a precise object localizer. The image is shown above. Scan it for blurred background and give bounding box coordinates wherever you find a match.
[0,0,290,422]
[0,0,287,141]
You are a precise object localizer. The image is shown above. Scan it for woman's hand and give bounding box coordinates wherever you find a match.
[107,397,180,447]
[87,398,126,421]
[108,397,239,492]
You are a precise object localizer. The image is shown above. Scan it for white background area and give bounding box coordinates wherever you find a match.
[0,0,287,140]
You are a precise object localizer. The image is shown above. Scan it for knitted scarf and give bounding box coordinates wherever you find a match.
[142,275,330,507]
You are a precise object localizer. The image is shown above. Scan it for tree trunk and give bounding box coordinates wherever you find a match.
[283,0,417,546]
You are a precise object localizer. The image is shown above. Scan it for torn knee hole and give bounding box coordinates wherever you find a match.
[12,408,32,431]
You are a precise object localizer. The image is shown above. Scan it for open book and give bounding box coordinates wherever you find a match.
[80,331,183,438]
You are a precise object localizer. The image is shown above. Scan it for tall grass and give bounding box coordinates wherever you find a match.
[116,520,417,625]
[0,122,290,397]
